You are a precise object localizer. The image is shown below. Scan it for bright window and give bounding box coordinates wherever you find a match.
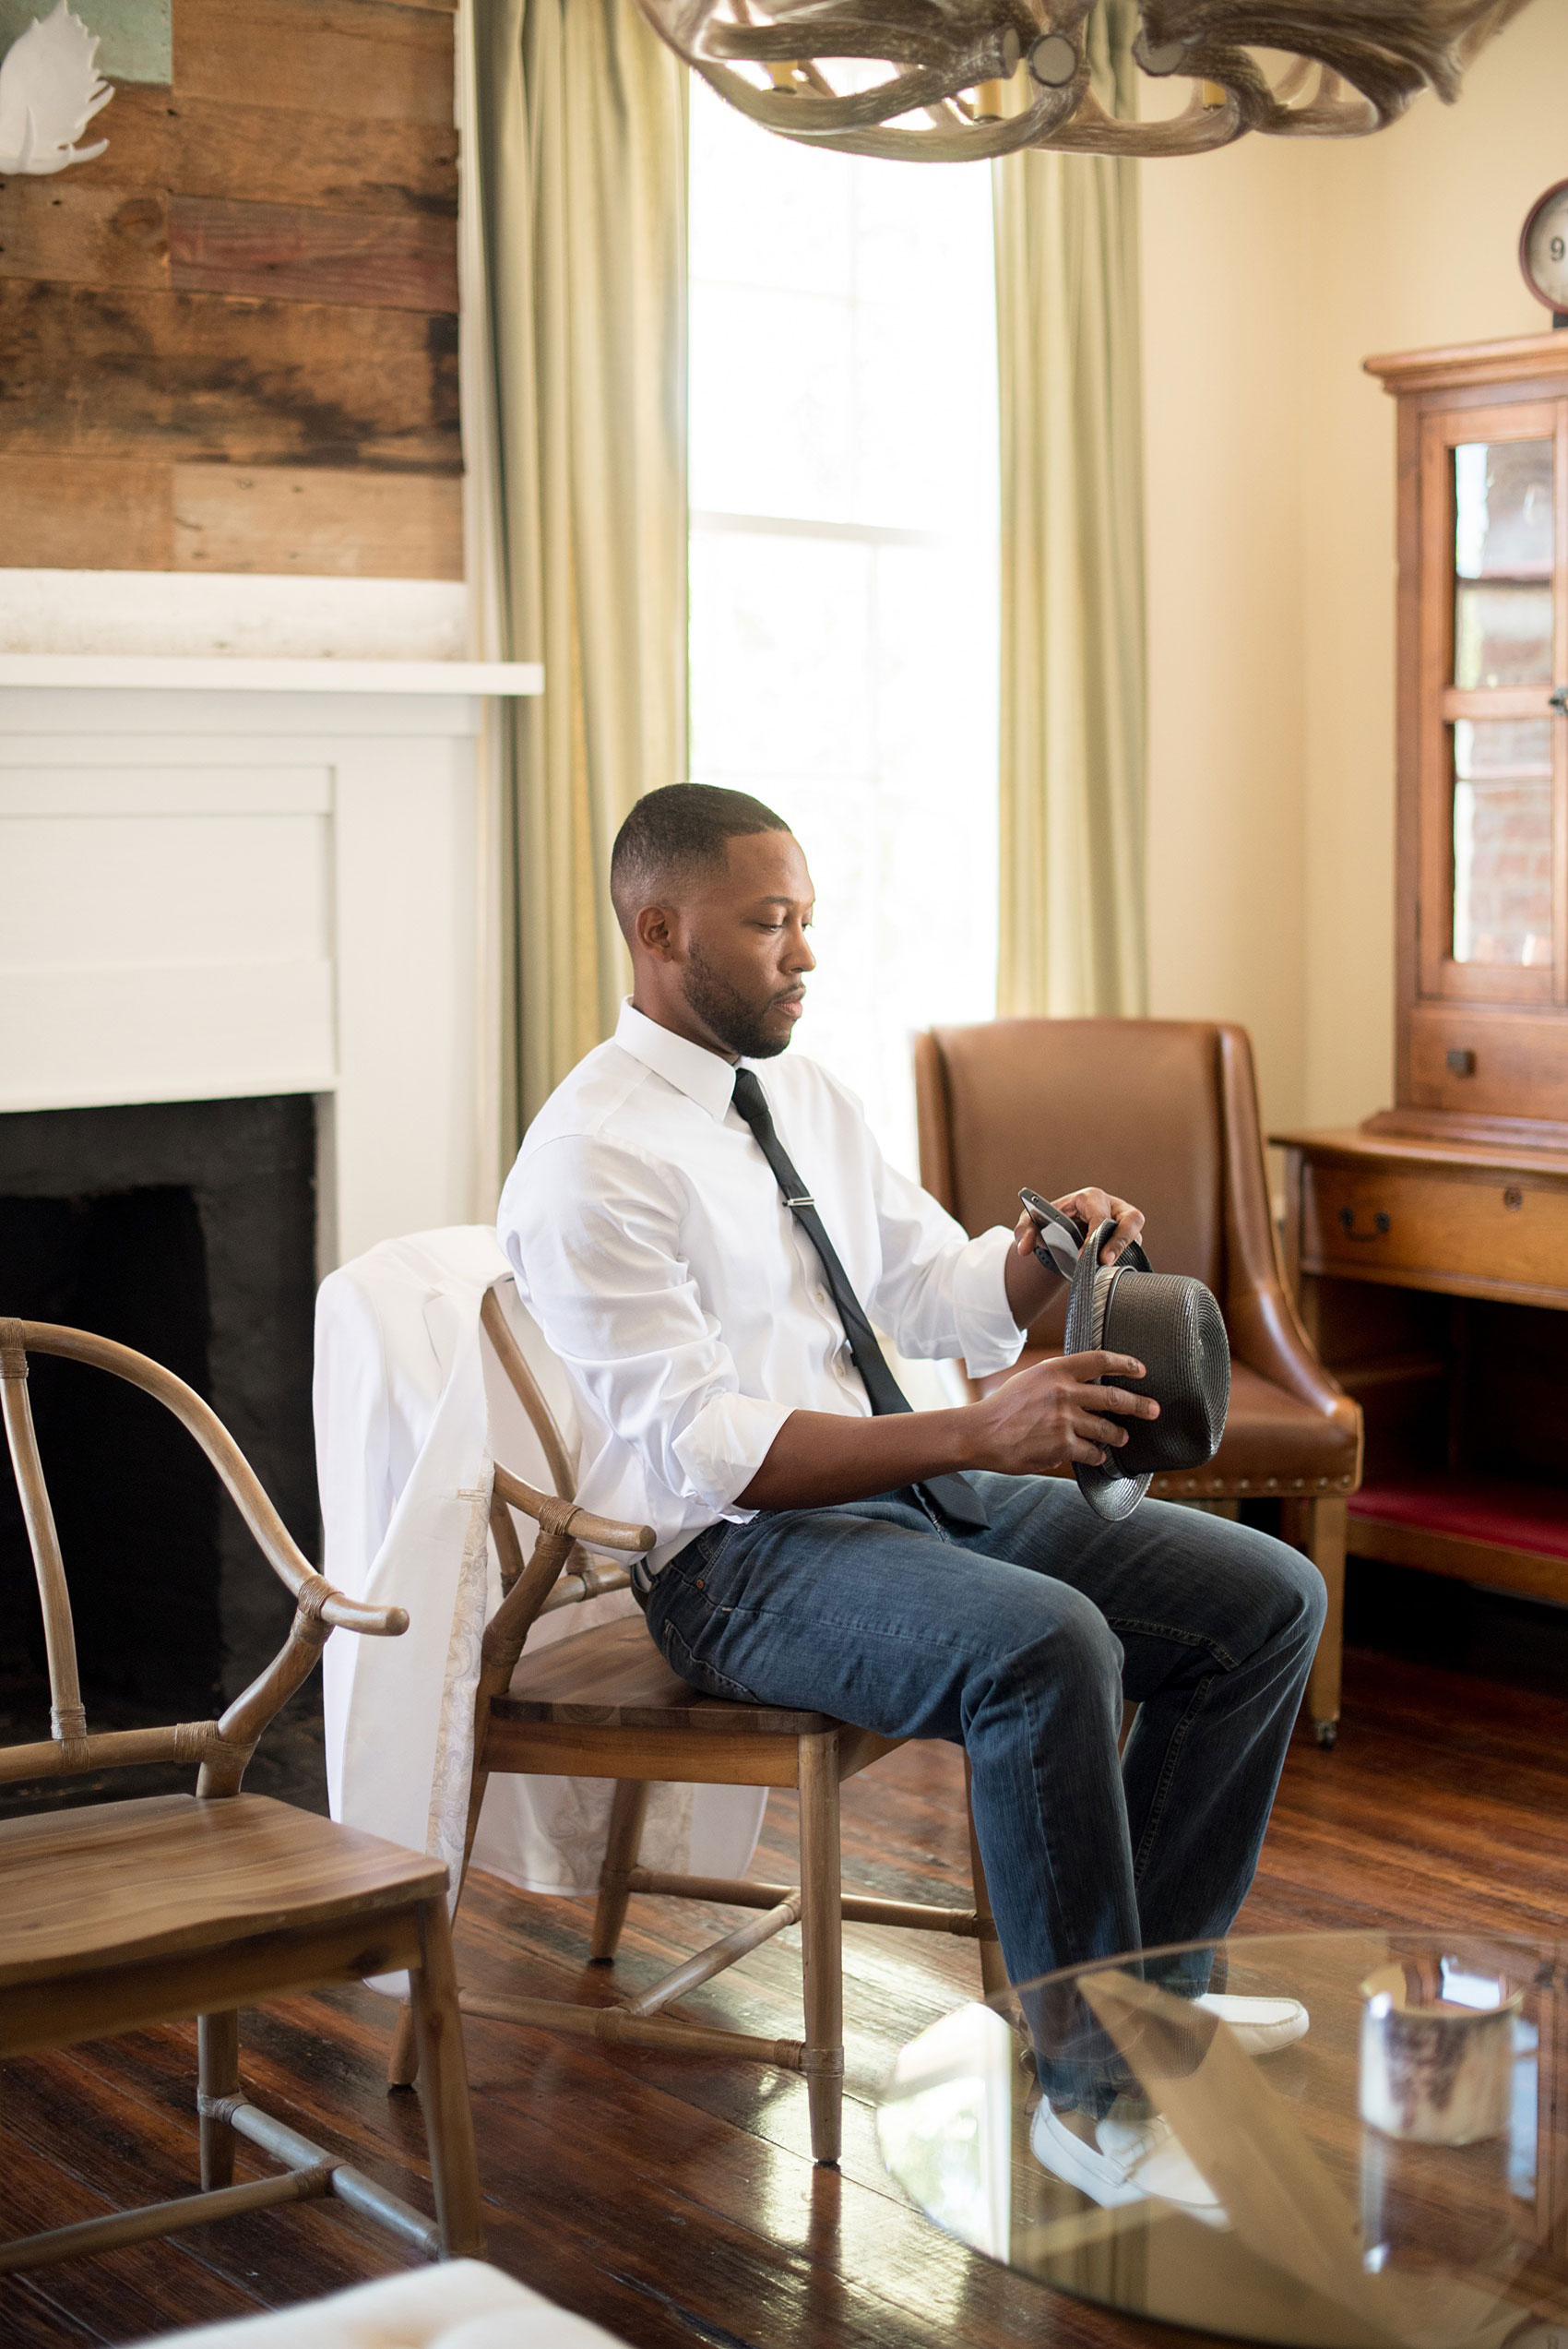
[687,81,1000,1174]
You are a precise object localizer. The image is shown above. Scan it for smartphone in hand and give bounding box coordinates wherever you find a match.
[1018,1188,1087,1280]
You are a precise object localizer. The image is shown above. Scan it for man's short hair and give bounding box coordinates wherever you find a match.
[610,784,790,937]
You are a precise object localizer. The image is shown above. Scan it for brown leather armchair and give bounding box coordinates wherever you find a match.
[915,1018,1361,1747]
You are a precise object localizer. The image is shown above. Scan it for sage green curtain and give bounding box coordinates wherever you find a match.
[992,2,1147,1018]
[472,0,688,1144]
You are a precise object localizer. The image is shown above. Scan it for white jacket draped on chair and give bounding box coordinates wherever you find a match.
[314,1227,766,1903]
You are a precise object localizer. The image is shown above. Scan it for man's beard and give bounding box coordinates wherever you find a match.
[682,943,792,1060]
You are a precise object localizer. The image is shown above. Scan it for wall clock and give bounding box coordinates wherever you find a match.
[1520,179,1568,322]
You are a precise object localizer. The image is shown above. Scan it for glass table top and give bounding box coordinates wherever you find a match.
[877,1932,1568,2349]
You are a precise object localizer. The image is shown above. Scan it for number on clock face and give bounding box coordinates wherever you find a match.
[1525,186,1568,311]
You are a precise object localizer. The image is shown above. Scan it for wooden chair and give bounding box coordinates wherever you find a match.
[913,1018,1363,1745]
[387,1289,1006,2166]
[0,1318,484,2276]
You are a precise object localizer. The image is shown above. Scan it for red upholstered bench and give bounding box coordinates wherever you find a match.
[1349,1475,1568,1580]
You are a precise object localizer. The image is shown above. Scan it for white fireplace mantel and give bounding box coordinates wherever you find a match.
[1,662,542,1267]
[0,656,543,696]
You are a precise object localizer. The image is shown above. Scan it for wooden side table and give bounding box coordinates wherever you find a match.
[1273,1124,1568,1602]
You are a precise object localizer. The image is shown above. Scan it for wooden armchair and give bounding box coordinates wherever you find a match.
[915,1019,1362,1746]
[387,1289,1006,2166]
[0,1318,483,2276]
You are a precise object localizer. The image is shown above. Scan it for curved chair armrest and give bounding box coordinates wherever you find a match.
[540,1562,633,1614]
[1,1318,412,1795]
[1226,1282,1360,1428]
[315,1584,410,1638]
[9,1319,350,1606]
[492,1462,655,1555]
[480,1465,655,1691]
[200,1570,410,1793]
[1216,1030,1360,1431]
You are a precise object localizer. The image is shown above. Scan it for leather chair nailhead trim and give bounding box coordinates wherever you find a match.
[1154,1469,1357,1500]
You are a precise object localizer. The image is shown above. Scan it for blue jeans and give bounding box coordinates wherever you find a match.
[642,1476,1324,2014]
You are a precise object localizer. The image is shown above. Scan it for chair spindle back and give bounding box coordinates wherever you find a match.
[455,1285,655,1902]
[0,1318,406,1800]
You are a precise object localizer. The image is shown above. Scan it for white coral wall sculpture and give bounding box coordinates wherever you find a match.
[0,0,113,175]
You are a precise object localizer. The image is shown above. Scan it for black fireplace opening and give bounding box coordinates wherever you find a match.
[0,1097,323,1814]
[0,1186,221,1712]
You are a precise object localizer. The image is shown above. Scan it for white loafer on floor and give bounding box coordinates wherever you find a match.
[1018,1988,1309,2074]
[1194,1991,1309,2055]
[1030,2096,1228,2228]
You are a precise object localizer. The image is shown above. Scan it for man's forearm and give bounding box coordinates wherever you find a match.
[736,1406,977,1511]
[1004,1230,1062,1329]
[734,1341,1159,1510]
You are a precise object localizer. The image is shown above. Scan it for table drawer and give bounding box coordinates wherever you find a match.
[1408,1005,1568,1124]
[1301,1161,1568,1300]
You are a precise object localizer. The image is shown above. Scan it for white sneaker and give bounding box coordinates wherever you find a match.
[1031,2096,1228,2227]
[1194,1991,1309,2055]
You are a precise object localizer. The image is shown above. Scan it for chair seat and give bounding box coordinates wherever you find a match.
[499,1612,848,1736]
[0,1793,446,1989]
[971,1356,1359,1497]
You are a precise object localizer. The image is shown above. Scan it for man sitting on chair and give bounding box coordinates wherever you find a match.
[498,782,1324,2217]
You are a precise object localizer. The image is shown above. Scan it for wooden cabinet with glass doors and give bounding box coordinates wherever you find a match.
[1274,336,1568,1620]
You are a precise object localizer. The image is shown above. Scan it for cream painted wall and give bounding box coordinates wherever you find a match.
[1142,132,1310,1132]
[1139,6,1568,1141]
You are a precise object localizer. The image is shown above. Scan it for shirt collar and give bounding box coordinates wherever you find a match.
[615,999,738,1123]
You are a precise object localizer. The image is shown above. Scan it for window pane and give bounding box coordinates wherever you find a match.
[1452,719,1554,968]
[689,529,873,778]
[688,79,999,1172]
[689,284,854,523]
[688,86,852,299]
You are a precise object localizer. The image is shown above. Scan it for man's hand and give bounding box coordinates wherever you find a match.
[741,1188,1156,1509]
[974,1349,1159,1474]
[1004,1186,1147,1330]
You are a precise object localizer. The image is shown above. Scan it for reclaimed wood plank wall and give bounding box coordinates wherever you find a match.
[0,0,463,578]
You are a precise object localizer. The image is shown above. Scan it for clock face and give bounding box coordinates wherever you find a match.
[1522,181,1568,314]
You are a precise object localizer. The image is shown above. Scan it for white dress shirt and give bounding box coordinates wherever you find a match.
[497,1001,1026,1569]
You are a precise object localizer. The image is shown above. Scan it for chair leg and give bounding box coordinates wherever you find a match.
[798,1731,844,2167]
[392,1759,496,2095]
[410,1894,486,2260]
[1284,1494,1346,1748]
[590,1780,650,1964]
[963,1756,1010,2005]
[387,1997,420,2091]
[197,2010,241,2191]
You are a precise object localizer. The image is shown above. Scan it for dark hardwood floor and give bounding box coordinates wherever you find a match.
[4,1564,1566,2347]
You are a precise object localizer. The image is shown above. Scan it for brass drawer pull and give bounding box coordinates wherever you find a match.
[1337,1207,1390,1242]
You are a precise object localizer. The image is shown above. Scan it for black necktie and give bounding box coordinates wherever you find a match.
[731,1067,987,1530]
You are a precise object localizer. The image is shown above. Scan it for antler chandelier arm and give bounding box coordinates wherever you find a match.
[636,0,1538,160]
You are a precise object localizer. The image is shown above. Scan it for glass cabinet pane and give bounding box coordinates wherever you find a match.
[1455,442,1553,576]
[1452,718,1554,967]
[1454,583,1553,687]
[1453,440,1554,689]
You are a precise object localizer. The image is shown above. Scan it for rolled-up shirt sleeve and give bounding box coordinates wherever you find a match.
[865,1142,1025,1380]
[670,1389,792,1514]
[504,1134,790,1516]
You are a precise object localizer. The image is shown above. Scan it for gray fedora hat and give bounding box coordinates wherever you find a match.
[1062,1220,1231,1521]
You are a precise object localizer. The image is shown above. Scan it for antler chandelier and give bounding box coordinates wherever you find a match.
[633,0,1536,160]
